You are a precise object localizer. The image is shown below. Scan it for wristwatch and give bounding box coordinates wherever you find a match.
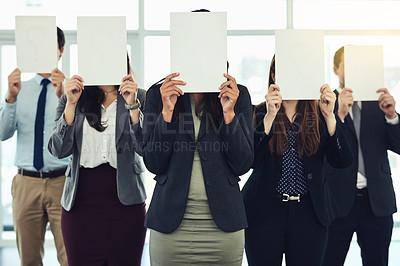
[125,99,141,110]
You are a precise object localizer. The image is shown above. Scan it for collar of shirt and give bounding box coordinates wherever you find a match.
[34,74,52,85]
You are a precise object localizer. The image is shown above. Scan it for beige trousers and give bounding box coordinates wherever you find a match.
[12,173,67,266]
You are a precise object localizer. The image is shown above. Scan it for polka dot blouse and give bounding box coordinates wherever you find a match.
[276,122,309,195]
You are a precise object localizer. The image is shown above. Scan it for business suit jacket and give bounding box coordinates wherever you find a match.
[324,95,400,218]
[242,104,352,227]
[142,83,254,233]
[48,90,147,211]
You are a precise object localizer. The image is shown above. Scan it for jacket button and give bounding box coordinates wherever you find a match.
[201,155,208,161]
[117,147,122,153]
[206,180,212,186]
[307,173,313,180]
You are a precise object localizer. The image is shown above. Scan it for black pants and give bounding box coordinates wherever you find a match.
[323,190,393,266]
[245,196,328,266]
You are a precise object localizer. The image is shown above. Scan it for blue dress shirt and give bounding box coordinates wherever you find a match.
[0,74,69,171]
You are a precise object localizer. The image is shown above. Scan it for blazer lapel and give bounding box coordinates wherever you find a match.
[182,95,195,141]
[116,93,129,143]
[74,103,85,154]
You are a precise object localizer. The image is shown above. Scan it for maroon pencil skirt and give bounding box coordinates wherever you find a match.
[61,164,146,266]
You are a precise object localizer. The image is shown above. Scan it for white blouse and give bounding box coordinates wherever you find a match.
[80,100,118,169]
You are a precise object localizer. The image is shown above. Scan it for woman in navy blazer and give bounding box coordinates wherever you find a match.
[142,72,253,265]
[242,57,352,266]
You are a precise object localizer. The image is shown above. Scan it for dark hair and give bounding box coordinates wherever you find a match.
[333,46,344,68]
[255,55,320,158]
[192,9,210,13]
[57,27,65,50]
[79,54,131,132]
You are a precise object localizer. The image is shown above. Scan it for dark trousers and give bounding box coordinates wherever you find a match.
[323,190,393,266]
[61,164,147,266]
[245,196,328,266]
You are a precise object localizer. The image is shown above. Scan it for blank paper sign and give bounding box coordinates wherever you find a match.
[170,12,227,93]
[344,46,384,101]
[78,17,127,85]
[275,30,325,100]
[15,16,57,73]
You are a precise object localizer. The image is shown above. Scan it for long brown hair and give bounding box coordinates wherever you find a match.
[258,55,320,158]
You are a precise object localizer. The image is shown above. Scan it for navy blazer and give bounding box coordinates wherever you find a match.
[142,83,254,233]
[242,104,352,227]
[324,95,400,218]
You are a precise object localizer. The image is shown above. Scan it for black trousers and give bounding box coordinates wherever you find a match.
[323,190,393,266]
[245,196,328,266]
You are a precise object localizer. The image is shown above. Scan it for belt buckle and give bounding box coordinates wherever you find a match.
[282,194,289,202]
[290,194,301,203]
[39,171,50,179]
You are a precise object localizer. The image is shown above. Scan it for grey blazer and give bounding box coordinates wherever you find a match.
[48,90,147,211]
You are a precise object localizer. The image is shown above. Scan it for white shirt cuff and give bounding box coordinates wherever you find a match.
[385,114,399,125]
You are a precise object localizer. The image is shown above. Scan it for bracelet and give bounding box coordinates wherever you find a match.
[125,99,141,110]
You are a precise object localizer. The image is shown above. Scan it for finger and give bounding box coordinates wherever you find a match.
[163,87,184,97]
[219,87,239,99]
[219,80,233,90]
[164,90,181,99]
[70,75,84,82]
[342,87,353,94]
[120,82,137,92]
[122,74,134,82]
[377,88,389,94]
[268,84,280,93]
[161,79,186,90]
[224,73,236,83]
[164,72,180,83]
[219,91,238,102]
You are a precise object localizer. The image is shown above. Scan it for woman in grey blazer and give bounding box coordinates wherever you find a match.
[48,62,147,265]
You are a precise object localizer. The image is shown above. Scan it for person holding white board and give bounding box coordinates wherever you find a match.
[48,56,147,266]
[142,71,253,265]
[0,27,68,266]
[242,56,352,266]
[323,46,400,266]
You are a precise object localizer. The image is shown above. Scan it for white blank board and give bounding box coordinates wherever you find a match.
[170,12,227,93]
[15,16,57,73]
[344,45,384,101]
[275,30,325,100]
[77,16,127,85]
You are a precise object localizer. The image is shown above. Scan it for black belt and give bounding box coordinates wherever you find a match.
[356,188,368,196]
[18,167,67,179]
[272,193,310,202]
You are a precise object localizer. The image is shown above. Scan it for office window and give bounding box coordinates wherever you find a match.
[0,0,139,30]
[294,0,400,29]
[144,0,286,30]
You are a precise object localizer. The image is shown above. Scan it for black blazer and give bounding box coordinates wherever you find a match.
[142,83,254,233]
[242,105,352,226]
[324,94,400,218]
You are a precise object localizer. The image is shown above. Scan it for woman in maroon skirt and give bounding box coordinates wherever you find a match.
[48,59,147,266]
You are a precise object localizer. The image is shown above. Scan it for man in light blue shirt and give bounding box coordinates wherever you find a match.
[0,27,68,266]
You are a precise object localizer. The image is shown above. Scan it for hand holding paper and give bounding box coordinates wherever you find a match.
[263,84,282,135]
[119,75,138,105]
[160,73,185,123]
[337,88,354,121]
[377,88,397,119]
[6,68,22,104]
[219,73,239,124]
[319,84,337,136]
[51,68,65,99]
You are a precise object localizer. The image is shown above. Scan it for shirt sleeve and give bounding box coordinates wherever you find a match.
[0,99,17,141]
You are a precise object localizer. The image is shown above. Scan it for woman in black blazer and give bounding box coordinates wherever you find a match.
[142,72,253,265]
[242,57,352,266]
